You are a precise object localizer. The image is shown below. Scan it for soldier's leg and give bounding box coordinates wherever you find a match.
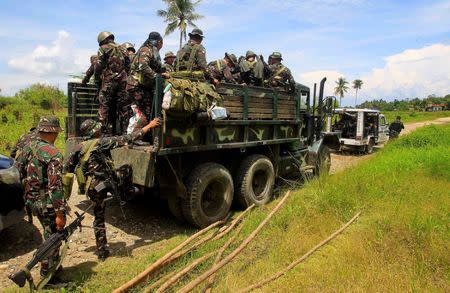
[34,207,60,276]
[98,81,113,135]
[117,80,131,135]
[88,189,108,256]
[116,164,135,200]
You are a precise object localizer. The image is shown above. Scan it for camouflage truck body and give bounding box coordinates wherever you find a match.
[66,77,337,227]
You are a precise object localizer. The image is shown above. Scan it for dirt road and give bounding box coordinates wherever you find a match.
[1,117,449,289]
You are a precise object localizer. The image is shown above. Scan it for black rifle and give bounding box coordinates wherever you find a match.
[9,208,89,288]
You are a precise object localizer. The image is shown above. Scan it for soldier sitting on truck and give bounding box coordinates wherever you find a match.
[265,52,295,92]
[239,50,266,86]
[64,117,160,260]
[208,53,241,84]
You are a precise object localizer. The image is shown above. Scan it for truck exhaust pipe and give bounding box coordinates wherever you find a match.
[316,77,327,139]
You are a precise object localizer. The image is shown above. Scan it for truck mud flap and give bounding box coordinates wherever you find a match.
[111,147,155,188]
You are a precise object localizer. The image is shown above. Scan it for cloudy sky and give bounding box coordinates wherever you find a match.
[0,0,449,105]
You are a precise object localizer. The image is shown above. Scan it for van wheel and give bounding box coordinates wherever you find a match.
[167,196,185,222]
[315,146,331,175]
[235,155,275,208]
[182,163,233,228]
[366,139,374,154]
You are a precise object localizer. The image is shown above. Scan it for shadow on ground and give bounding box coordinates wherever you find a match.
[0,220,42,262]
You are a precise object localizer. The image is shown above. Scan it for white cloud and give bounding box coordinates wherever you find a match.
[298,70,346,98]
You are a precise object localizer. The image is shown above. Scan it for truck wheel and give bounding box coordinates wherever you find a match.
[182,163,233,228]
[235,155,275,208]
[366,139,374,154]
[315,146,331,175]
[168,196,185,223]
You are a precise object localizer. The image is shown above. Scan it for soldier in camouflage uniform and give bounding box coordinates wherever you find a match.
[162,51,176,73]
[15,116,66,281]
[94,31,130,135]
[208,53,241,84]
[64,117,160,260]
[122,42,136,65]
[126,32,168,121]
[81,55,100,85]
[11,127,39,223]
[266,52,295,91]
[175,28,218,85]
[239,50,265,86]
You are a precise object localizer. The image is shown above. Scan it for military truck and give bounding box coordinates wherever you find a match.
[66,77,339,228]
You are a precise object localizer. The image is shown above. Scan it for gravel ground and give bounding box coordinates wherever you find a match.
[1,117,449,290]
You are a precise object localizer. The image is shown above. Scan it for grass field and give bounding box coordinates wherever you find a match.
[6,123,443,293]
[384,110,449,123]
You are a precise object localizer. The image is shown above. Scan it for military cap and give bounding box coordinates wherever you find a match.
[246,50,256,58]
[148,31,163,41]
[189,28,204,38]
[269,52,283,60]
[97,31,114,44]
[225,53,238,67]
[164,51,176,60]
[37,116,62,133]
[80,119,102,138]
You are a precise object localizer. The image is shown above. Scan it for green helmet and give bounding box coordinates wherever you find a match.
[37,116,62,133]
[246,50,256,58]
[189,28,204,38]
[122,42,134,50]
[225,53,238,67]
[164,51,176,60]
[269,52,283,60]
[80,119,102,138]
[97,31,114,45]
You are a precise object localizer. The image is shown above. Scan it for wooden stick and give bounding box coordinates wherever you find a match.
[204,223,245,293]
[212,204,255,241]
[154,252,215,293]
[112,220,225,293]
[176,190,292,293]
[237,211,362,293]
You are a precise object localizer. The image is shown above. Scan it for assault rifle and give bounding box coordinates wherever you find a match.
[9,207,90,289]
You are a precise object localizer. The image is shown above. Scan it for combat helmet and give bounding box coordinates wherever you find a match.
[269,52,283,60]
[122,42,135,50]
[37,116,62,133]
[80,119,102,139]
[245,50,256,58]
[164,51,176,60]
[189,28,204,38]
[225,53,238,67]
[97,31,114,45]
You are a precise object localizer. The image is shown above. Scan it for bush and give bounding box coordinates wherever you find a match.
[14,84,67,110]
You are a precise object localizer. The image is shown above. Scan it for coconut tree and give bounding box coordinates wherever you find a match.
[353,79,363,107]
[157,0,204,50]
[334,77,349,107]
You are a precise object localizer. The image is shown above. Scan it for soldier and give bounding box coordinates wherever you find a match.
[15,116,67,285]
[266,52,295,91]
[122,42,136,64]
[11,127,39,224]
[388,116,405,139]
[208,53,241,84]
[127,32,168,121]
[239,50,265,86]
[175,28,218,85]
[162,51,176,73]
[94,31,130,135]
[64,117,160,260]
[81,55,99,85]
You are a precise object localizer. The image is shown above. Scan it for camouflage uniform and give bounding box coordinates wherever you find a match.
[82,55,99,85]
[64,120,145,257]
[15,116,65,276]
[162,51,176,73]
[94,32,130,135]
[126,34,163,121]
[10,128,39,159]
[239,50,265,86]
[122,42,136,71]
[266,52,295,91]
[208,53,240,84]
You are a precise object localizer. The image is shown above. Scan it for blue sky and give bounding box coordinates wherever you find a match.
[0,0,449,105]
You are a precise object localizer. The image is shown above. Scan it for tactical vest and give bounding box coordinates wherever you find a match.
[75,138,99,194]
[103,43,127,74]
[176,43,201,72]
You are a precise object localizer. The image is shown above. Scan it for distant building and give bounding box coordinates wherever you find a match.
[425,104,446,112]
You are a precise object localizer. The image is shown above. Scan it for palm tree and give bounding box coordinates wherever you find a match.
[353,79,363,107]
[334,77,349,107]
[157,0,204,50]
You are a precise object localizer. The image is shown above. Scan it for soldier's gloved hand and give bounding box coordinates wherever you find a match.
[55,211,66,230]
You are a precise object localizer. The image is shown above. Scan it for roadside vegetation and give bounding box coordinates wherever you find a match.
[8,123,444,293]
[384,110,449,123]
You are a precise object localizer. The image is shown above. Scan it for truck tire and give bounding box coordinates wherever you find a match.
[235,155,275,208]
[168,196,185,223]
[366,139,374,154]
[315,145,331,175]
[182,163,233,228]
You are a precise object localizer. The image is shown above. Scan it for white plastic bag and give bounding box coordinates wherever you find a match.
[210,106,228,120]
[162,83,173,110]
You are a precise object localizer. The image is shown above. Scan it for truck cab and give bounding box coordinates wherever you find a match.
[326,108,389,153]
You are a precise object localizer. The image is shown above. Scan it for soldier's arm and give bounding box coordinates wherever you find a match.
[82,64,95,84]
[15,145,31,180]
[139,48,158,80]
[47,153,66,212]
[63,147,81,173]
[94,47,105,82]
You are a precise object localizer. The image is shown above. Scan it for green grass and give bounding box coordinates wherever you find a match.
[384,110,449,123]
[4,122,449,292]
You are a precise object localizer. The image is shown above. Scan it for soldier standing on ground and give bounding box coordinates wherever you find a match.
[389,116,405,138]
[162,51,176,73]
[64,118,160,260]
[94,31,130,135]
[175,28,218,85]
[15,116,67,286]
[81,55,100,85]
[208,53,241,84]
[266,52,295,91]
[127,32,168,121]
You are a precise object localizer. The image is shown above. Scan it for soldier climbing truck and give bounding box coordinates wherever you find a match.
[65,76,339,228]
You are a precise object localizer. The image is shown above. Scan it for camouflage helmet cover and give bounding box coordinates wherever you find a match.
[224,53,238,67]
[97,31,114,44]
[246,50,256,58]
[189,28,204,38]
[37,116,62,133]
[80,119,102,138]
[269,51,283,60]
[164,51,176,60]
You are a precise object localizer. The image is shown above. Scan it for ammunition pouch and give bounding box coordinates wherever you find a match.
[62,173,74,200]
